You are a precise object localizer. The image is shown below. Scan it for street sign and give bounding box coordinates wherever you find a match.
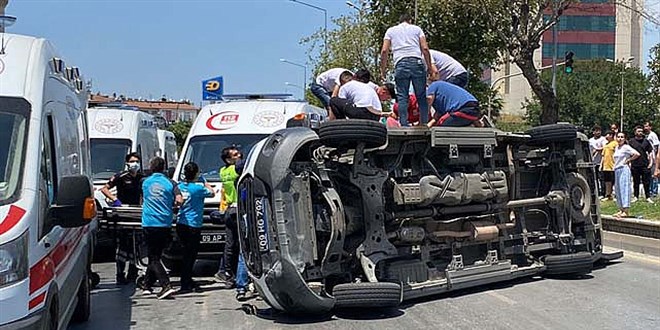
[202,76,223,100]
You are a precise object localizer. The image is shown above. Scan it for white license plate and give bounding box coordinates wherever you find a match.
[200,233,224,244]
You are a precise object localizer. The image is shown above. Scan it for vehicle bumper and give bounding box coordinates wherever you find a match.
[0,310,43,330]
[0,280,41,330]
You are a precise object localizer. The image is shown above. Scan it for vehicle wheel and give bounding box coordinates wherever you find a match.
[319,119,387,149]
[543,252,593,276]
[41,296,58,330]
[566,172,592,222]
[332,282,402,309]
[525,123,577,146]
[71,271,91,323]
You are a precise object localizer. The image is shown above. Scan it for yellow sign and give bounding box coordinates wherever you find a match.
[205,80,221,92]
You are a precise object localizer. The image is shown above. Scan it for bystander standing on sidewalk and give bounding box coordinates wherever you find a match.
[628,126,654,204]
[613,132,641,218]
[600,131,617,201]
[140,157,182,299]
[176,162,215,294]
[380,13,436,127]
[589,125,607,197]
[644,122,659,198]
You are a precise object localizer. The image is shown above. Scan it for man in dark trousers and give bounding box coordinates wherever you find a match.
[140,157,183,299]
[426,81,482,127]
[628,126,655,204]
[100,152,144,285]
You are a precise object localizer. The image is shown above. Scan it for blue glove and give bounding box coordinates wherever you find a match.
[112,199,122,207]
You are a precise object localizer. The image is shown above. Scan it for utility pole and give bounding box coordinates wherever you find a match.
[551,19,558,95]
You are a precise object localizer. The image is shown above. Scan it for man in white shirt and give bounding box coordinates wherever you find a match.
[380,13,437,127]
[311,68,352,110]
[430,49,469,88]
[589,125,608,197]
[329,71,390,121]
[644,121,660,197]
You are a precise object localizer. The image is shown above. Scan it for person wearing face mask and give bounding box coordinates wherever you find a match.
[101,152,145,285]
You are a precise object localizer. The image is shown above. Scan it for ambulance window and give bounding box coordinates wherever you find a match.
[40,116,57,237]
[0,98,29,206]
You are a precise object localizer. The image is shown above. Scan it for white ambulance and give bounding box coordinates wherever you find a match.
[172,94,326,259]
[0,31,96,328]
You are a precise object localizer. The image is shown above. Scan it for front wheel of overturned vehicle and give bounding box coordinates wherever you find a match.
[525,123,578,146]
[319,119,388,149]
[542,252,593,276]
[333,282,403,310]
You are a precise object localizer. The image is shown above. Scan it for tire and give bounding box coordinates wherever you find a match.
[543,252,593,276]
[319,119,387,149]
[566,172,592,222]
[41,296,58,330]
[525,123,577,146]
[332,282,402,309]
[71,271,91,323]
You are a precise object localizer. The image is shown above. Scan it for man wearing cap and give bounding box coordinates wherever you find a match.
[380,13,437,127]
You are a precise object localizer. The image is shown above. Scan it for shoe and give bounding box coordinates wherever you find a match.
[157,285,177,300]
[179,284,203,294]
[631,197,638,203]
[600,197,610,202]
[142,287,154,295]
[236,289,256,302]
[214,272,235,289]
[647,198,655,204]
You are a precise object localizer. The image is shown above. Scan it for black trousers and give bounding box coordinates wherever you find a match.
[176,224,201,289]
[329,97,380,121]
[221,212,239,277]
[143,227,171,288]
[631,166,652,198]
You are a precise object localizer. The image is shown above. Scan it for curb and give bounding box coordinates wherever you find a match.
[601,215,660,239]
[602,231,660,257]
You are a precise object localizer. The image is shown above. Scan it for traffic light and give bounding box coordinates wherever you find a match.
[564,51,574,73]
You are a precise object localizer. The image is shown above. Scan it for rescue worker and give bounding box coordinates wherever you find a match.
[176,162,215,294]
[100,152,144,285]
[426,80,483,127]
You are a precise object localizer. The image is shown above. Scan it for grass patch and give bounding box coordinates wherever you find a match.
[600,198,660,220]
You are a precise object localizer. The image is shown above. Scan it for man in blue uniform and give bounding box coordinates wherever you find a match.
[426,80,482,127]
[140,157,182,299]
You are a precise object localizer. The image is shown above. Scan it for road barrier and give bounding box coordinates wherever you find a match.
[601,216,660,240]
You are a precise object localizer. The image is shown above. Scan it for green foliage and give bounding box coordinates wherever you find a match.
[167,120,193,152]
[649,43,660,95]
[524,59,660,132]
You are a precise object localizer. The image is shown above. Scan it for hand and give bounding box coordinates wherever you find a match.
[655,168,660,178]
[112,199,122,207]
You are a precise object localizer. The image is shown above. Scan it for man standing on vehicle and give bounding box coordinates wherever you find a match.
[430,49,469,88]
[214,146,243,287]
[100,152,143,285]
[176,162,215,294]
[380,13,437,127]
[141,157,182,299]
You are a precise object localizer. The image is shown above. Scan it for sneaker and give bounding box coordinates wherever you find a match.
[236,289,256,302]
[631,197,638,203]
[157,285,177,300]
[214,272,235,289]
[647,198,655,204]
[142,287,154,295]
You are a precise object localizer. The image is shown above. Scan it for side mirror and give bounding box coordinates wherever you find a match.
[50,175,96,228]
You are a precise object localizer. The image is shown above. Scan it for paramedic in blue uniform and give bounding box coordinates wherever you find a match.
[140,157,182,299]
[100,152,144,285]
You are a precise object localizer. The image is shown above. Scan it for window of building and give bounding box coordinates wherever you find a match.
[542,43,614,60]
[544,15,615,31]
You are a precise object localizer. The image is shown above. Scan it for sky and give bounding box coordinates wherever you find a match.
[5,0,660,105]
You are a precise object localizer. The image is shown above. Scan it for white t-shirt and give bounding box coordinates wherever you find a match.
[430,50,467,81]
[647,131,660,149]
[384,22,425,65]
[338,80,382,112]
[367,81,379,91]
[589,136,607,165]
[316,68,351,91]
[613,144,640,169]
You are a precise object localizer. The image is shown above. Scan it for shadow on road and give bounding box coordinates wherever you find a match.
[69,273,135,330]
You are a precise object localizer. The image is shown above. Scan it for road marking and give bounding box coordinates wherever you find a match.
[487,291,516,305]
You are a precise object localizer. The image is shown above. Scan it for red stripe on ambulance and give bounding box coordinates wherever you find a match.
[0,205,26,235]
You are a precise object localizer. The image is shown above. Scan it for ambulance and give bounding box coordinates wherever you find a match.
[171,94,326,260]
[0,30,96,328]
[157,129,178,172]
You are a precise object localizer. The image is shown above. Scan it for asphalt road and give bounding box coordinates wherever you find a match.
[69,251,660,330]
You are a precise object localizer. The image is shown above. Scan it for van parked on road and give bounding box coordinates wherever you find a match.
[0,32,96,329]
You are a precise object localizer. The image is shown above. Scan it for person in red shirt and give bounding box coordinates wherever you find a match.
[392,94,421,125]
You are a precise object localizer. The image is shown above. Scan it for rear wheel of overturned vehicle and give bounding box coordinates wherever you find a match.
[542,252,593,276]
[332,282,403,310]
[319,119,388,149]
[71,270,91,323]
[525,123,578,146]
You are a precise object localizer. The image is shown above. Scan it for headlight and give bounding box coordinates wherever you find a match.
[0,230,28,287]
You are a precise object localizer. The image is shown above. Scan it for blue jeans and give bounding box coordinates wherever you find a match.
[394,57,428,126]
[310,83,331,108]
[236,254,248,291]
[650,177,658,197]
[445,72,469,89]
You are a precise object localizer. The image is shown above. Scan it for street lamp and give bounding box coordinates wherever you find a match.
[280,58,307,98]
[606,57,634,131]
[289,0,327,53]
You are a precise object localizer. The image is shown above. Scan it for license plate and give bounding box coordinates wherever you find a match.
[254,197,269,252]
[200,232,224,244]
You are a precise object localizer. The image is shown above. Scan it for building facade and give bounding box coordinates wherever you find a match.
[89,93,199,123]
[491,0,644,116]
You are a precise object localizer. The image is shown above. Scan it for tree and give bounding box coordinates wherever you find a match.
[524,59,660,131]
[650,43,660,95]
[167,120,193,152]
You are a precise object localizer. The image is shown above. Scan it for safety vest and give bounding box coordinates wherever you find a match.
[219,165,239,211]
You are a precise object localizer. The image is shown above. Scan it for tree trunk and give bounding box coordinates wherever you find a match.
[514,53,559,124]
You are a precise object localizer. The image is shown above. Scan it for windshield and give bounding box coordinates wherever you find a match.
[0,99,29,205]
[182,134,267,182]
[90,138,132,181]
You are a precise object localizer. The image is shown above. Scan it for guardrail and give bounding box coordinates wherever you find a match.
[601,215,660,240]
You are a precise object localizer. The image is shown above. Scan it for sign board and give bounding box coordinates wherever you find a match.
[202,76,223,100]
